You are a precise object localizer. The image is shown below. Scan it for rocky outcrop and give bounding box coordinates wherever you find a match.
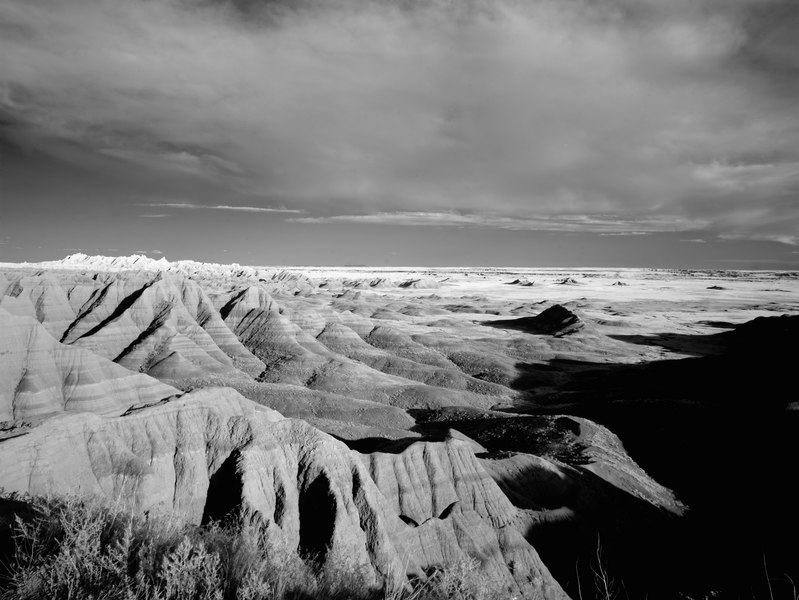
[554,277,581,286]
[1,267,510,419]
[214,283,497,410]
[487,304,585,337]
[0,388,567,598]
[0,274,76,339]
[1,271,264,379]
[63,273,251,377]
[361,438,567,598]
[0,309,177,421]
[317,321,509,395]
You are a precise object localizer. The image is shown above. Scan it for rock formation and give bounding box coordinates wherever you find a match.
[4,256,791,598]
[0,308,177,422]
[0,387,567,598]
[487,304,585,337]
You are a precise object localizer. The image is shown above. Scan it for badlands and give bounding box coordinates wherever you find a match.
[0,253,797,599]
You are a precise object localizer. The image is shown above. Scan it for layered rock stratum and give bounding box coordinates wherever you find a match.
[0,308,177,421]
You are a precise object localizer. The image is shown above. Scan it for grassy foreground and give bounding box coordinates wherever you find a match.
[0,493,509,600]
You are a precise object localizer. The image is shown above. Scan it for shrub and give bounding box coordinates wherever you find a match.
[0,494,507,600]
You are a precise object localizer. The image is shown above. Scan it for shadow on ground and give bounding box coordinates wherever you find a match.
[343,316,798,598]
[509,314,799,599]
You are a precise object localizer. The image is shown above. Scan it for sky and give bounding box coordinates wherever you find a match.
[1,0,798,268]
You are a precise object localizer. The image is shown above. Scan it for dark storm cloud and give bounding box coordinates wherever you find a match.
[1,0,797,242]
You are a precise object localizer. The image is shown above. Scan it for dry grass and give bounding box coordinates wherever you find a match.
[0,493,506,600]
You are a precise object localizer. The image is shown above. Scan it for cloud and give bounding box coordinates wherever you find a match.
[289,211,702,232]
[1,0,798,242]
[141,203,304,214]
[58,248,119,252]
[598,232,652,237]
[708,257,799,265]
[680,238,708,243]
[208,205,305,214]
[719,232,799,246]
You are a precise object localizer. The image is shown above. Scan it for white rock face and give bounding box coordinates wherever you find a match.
[0,388,567,598]
[362,439,567,598]
[0,274,76,339]
[1,271,264,380]
[62,273,251,376]
[0,308,178,421]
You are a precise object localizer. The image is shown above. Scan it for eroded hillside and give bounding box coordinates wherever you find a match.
[1,255,797,599]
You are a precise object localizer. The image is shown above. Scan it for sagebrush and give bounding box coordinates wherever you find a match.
[0,493,507,600]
